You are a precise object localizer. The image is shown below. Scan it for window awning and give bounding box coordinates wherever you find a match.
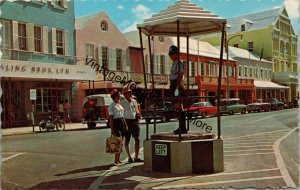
[254,80,289,89]
[1,59,96,81]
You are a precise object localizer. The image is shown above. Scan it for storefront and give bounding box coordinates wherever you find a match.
[1,60,95,128]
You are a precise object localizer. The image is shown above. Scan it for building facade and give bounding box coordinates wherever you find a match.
[0,1,94,127]
[227,46,289,101]
[74,12,132,121]
[199,7,298,101]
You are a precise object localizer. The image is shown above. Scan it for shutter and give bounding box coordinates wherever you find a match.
[26,23,34,52]
[157,55,161,74]
[42,26,48,53]
[188,61,192,77]
[63,0,68,8]
[98,46,103,67]
[52,28,57,54]
[12,21,19,50]
[163,55,168,75]
[121,49,126,71]
[64,30,69,56]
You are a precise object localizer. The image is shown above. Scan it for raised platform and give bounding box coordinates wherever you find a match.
[150,131,215,141]
[144,131,224,174]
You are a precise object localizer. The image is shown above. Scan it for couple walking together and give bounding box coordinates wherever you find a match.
[108,87,143,166]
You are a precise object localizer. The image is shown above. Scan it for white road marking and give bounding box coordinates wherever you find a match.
[225,145,272,148]
[224,152,274,157]
[152,176,283,189]
[224,148,273,153]
[2,153,24,162]
[88,148,143,189]
[225,128,291,140]
[273,127,298,188]
[224,141,274,145]
[224,114,282,128]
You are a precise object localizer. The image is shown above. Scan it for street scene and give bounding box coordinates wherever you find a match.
[2,108,298,189]
[1,0,299,189]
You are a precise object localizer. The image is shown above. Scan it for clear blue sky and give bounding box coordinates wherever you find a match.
[74,0,299,33]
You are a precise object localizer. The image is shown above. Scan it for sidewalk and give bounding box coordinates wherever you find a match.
[1,122,103,136]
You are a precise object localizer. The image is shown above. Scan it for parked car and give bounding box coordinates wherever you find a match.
[246,99,271,113]
[185,102,217,118]
[142,101,178,123]
[266,98,284,111]
[220,98,247,115]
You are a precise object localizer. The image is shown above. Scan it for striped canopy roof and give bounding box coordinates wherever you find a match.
[137,0,226,36]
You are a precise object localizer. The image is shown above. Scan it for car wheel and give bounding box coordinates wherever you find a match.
[241,109,246,114]
[166,117,171,122]
[145,118,151,123]
[229,110,234,115]
[161,116,166,123]
[202,112,207,119]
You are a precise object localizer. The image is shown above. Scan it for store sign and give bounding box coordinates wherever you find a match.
[1,60,95,81]
[30,89,37,100]
[155,144,168,156]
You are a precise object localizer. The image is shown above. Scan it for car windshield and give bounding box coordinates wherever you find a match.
[191,102,204,107]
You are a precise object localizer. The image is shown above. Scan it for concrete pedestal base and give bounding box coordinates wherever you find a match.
[144,132,224,174]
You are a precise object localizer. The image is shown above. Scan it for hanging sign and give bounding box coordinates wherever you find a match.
[30,89,37,100]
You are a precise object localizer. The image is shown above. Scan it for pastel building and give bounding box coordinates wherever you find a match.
[124,31,255,104]
[226,46,289,100]
[0,1,94,127]
[199,7,298,101]
[74,12,132,121]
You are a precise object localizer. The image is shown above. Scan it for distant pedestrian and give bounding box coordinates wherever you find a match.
[58,100,65,120]
[121,87,143,163]
[108,89,127,166]
[63,99,71,123]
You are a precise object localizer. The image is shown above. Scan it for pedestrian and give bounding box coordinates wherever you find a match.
[168,45,187,134]
[63,99,71,123]
[121,87,143,163]
[108,89,127,166]
[58,100,65,120]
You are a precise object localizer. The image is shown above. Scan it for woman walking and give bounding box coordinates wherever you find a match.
[108,89,127,166]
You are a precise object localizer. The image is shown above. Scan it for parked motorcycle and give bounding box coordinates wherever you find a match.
[39,114,65,132]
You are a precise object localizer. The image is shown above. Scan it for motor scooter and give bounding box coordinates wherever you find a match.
[39,113,65,132]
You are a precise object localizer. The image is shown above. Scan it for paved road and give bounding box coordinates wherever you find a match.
[1,108,298,189]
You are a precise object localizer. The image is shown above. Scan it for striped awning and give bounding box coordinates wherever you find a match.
[137,0,226,36]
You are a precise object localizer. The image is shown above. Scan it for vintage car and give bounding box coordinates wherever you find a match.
[142,101,178,123]
[265,98,284,111]
[246,99,271,113]
[220,98,247,115]
[185,101,217,118]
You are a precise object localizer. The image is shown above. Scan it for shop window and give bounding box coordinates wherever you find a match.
[36,88,65,113]
[248,41,253,52]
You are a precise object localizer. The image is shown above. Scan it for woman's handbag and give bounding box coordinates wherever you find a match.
[105,135,122,154]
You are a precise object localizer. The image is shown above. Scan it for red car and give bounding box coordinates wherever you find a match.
[186,102,217,118]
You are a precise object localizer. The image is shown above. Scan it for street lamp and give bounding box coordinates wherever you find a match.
[226,34,243,99]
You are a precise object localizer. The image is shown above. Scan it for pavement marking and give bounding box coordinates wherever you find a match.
[224,148,273,153]
[224,141,275,145]
[224,113,282,128]
[224,152,274,157]
[152,176,283,189]
[2,153,24,162]
[272,127,298,188]
[225,128,291,140]
[88,148,143,189]
[225,145,273,148]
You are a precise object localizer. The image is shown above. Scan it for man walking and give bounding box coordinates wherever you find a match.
[121,87,143,163]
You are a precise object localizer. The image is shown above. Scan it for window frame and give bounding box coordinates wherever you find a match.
[34,25,42,52]
[102,46,108,69]
[116,48,122,71]
[56,29,64,55]
[100,20,108,31]
[18,22,27,50]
